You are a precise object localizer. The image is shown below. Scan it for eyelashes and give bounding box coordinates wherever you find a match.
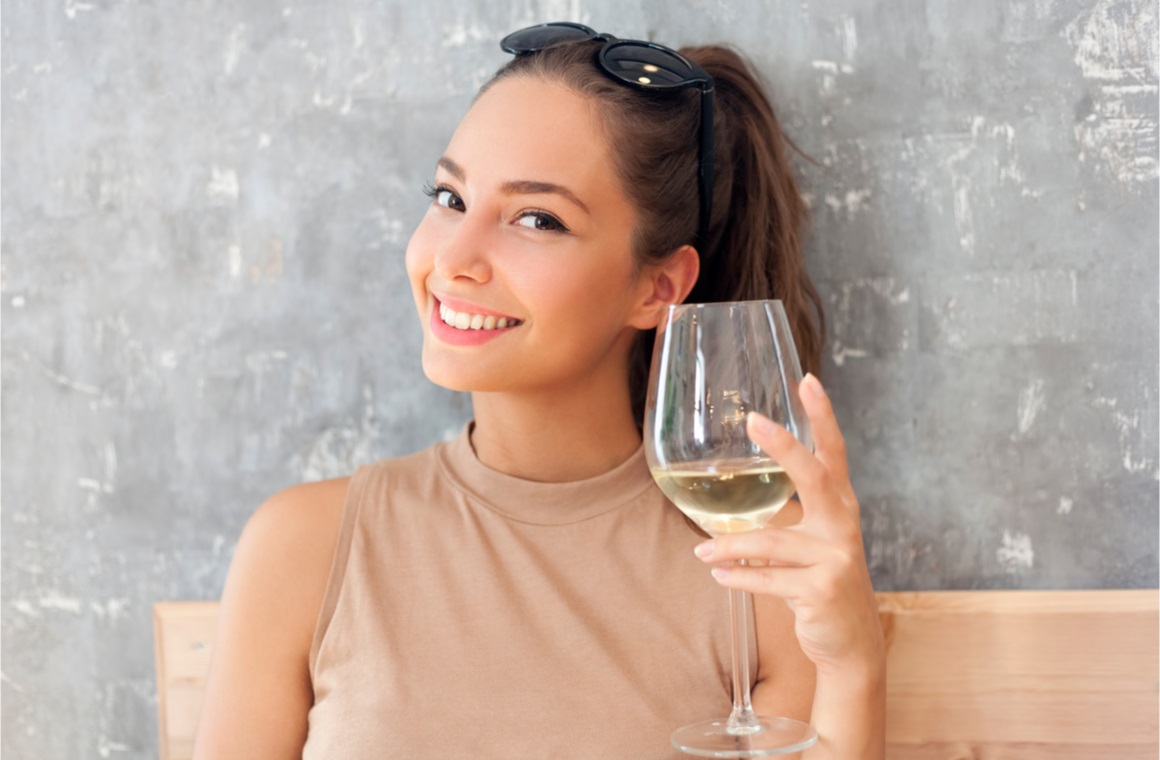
[422,182,464,212]
[518,211,569,233]
[421,182,571,234]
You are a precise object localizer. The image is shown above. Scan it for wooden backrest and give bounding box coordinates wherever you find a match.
[879,589,1158,758]
[153,602,219,760]
[154,590,1158,759]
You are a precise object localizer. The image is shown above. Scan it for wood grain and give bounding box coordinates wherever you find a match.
[879,589,1159,757]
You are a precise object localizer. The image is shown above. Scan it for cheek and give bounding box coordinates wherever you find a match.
[526,257,636,333]
[404,217,437,304]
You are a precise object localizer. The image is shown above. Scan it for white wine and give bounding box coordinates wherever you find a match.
[652,461,796,535]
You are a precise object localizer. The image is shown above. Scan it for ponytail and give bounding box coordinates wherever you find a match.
[690,46,823,353]
[630,45,825,419]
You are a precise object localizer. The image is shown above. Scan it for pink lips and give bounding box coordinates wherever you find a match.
[429,296,521,346]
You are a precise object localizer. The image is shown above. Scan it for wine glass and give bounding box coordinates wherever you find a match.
[644,300,818,757]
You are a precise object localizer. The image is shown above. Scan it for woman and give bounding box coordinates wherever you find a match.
[195,23,885,759]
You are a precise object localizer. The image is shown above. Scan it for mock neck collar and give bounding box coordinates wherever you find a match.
[437,423,654,525]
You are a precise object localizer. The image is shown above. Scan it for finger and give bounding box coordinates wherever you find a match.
[745,411,839,519]
[798,373,851,493]
[694,528,830,569]
[709,562,811,601]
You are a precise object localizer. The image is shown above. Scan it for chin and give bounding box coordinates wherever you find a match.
[420,350,499,394]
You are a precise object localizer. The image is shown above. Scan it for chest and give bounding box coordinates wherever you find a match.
[305,494,735,758]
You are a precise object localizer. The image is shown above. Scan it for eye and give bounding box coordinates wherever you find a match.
[515,210,570,233]
[422,182,465,212]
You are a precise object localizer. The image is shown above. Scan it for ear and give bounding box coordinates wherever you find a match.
[628,244,701,330]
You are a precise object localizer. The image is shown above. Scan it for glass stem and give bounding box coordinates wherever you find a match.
[726,559,761,734]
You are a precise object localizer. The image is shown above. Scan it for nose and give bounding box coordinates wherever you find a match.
[433,209,493,284]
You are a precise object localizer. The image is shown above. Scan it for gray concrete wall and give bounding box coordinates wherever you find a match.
[3,0,1156,756]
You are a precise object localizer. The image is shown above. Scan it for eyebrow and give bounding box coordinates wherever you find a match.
[437,156,591,215]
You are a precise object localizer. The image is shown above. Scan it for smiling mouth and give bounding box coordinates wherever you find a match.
[438,302,523,331]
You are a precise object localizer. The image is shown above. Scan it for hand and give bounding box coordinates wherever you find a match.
[692,373,884,677]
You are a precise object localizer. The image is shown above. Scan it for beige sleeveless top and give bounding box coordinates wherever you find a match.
[303,425,736,758]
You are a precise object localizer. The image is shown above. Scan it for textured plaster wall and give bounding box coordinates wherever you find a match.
[3,0,1157,756]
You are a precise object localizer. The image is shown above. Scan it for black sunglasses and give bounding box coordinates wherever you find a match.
[501,22,716,252]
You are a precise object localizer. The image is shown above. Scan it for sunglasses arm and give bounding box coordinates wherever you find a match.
[696,85,716,253]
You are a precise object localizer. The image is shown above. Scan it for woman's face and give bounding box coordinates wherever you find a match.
[405,75,653,396]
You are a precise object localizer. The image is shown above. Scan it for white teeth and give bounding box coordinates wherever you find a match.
[438,302,520,331]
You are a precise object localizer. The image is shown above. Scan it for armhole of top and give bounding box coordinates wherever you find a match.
[307,465,370,679]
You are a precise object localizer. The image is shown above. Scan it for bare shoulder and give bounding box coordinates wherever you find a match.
[234,478,349,600]
[193,477,351,760]
[244,477,350,565]
[230,476,352,645]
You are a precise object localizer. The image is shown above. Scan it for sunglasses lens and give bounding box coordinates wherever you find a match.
[501,23,597,53]
[601,43,697,88]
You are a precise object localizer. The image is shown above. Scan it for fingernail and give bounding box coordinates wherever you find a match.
[711,566,730,580]
[804,373,826,399]
[747,412,775,437]
[694,540,715,558]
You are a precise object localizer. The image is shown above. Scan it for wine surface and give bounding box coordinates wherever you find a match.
[651,461,796,535]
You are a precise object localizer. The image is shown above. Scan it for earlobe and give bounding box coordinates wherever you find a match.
[628,245,701,329]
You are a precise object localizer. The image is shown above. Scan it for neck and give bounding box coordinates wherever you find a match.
[469,362,643,483]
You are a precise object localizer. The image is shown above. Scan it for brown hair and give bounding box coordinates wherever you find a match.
[481,39,825,420]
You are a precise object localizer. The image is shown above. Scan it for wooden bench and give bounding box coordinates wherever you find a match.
[154,590,1159,759]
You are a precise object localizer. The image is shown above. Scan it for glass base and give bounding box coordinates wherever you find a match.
[671,716,818,758]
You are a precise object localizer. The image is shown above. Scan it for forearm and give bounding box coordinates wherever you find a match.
[804,662,886,760]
